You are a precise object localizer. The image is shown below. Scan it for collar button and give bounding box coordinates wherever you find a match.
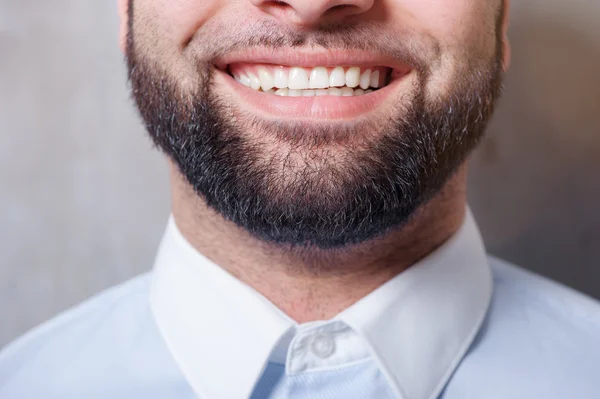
[311,333,336,359]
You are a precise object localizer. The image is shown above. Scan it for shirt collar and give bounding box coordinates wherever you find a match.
[336,209,492,398]
[149,209,492,399]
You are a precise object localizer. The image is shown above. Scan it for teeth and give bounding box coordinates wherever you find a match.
[239,74,251,87]
[269,88,372,97]
[288,67,309,90]
[370,70,380,89]
[309,67,329,89]
[234,66,389,92]
[248,73,261,90]
[258,68,275,91]
[345,67,361,88]
[341,87,354,96]
[329,67,346,87]
[274,67,288,89]
[359,69,372,90]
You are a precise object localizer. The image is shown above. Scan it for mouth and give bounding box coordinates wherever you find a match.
[213,50,414,120]
[228,64,394,97]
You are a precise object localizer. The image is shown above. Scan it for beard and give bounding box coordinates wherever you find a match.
[126,12,504,250]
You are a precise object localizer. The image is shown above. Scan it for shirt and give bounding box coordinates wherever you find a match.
[1,210,600,399]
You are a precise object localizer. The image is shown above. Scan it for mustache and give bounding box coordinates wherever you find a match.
[191,19,440,73]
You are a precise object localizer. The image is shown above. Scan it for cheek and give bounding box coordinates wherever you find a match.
[392,0,497,96]
[400,0,489,32]
[395,0,476,34]
[393,0,496,56]
[131,0,223,93]
[142,0,221,47]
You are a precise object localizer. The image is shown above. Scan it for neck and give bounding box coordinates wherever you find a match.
[170,162,468,323]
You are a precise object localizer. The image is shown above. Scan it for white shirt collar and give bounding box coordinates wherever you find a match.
[149,209,492,399]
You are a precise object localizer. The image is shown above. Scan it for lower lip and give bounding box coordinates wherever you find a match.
[213,69,412,120]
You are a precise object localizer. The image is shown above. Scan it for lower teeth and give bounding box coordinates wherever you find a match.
[267,88,375,97]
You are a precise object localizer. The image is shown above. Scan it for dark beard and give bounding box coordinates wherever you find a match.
[126,23,504,250]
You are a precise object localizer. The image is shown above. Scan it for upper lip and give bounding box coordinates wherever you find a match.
[215,48,411,71]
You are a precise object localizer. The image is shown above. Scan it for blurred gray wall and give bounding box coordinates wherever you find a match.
[1,0,598,347]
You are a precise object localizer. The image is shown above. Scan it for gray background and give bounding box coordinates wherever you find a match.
[0,0,598,348]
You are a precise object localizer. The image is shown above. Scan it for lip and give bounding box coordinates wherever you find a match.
[215,48,412,71]
[214,67,414,120]
[213,48,414,120]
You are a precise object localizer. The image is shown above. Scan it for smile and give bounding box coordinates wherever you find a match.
[228,64,391,97]
[214,49,414,120]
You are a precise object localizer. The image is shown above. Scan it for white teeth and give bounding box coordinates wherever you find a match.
[309,67,329,89]
[370,70,380,89]
[274,68,288,89]
[266,87,374,97]
[236,66,387,91]
[288,67,309,90]
[258,68,275,91]
[239,74,251,87]
[341,87,354,96]
[359,69,372,90]
[345,67,361,88]
[329,67,346,87]
[248,73,261,90]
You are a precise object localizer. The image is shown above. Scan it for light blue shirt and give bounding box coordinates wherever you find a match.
[1,212,600,398]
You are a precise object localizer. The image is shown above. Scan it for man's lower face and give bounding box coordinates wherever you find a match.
[127,4,504,249]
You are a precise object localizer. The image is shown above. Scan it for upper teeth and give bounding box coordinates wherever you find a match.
[232,66,385,92]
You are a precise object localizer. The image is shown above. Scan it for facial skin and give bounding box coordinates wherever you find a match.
[120,0,507,253]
